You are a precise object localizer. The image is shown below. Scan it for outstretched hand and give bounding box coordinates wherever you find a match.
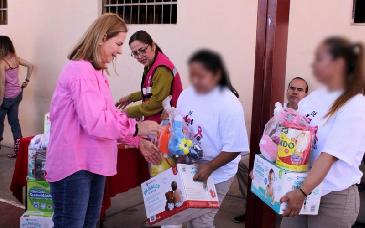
[139,139,162,165]
[116,96,130,109]
[138,121,163,137]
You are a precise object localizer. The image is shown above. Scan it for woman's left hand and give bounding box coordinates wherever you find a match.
[280,189,306,217]
[139,139,162,165]
[193,163,214,182]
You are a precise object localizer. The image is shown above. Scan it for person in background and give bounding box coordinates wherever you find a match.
[177,50,250,228]
[286,77,309,110]
[281,37,365,227]
[117,30,182,123]
[46,14,162,228]
[0,36,33,158]
[233,77,309,223]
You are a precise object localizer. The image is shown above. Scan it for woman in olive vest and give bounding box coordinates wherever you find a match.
[117,31,182,123]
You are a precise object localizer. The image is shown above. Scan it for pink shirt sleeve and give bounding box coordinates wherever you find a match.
[70,76,140,147]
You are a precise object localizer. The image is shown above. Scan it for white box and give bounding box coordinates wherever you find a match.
[141,164,219,226]
[251,154,321,215]
[20,212,53,228]
[44,113,51,135]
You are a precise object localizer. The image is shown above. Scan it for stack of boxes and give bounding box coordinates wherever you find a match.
[20,114,54,228]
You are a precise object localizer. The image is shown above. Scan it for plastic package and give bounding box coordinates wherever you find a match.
[259,103,317,172]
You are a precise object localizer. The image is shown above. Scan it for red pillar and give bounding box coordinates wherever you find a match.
[246,0,291,227]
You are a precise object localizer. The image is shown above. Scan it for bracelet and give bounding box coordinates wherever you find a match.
[133,123,139,137]
[299,188,308,197]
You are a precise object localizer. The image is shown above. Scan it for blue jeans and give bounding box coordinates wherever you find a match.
[50,170,106,228]
[0,92,22,141]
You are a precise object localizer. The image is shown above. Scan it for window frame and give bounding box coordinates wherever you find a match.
[0,0,8,25]
[352,0,365,26]
[102,0,177,25]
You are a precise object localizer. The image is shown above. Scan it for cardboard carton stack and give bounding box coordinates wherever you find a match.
[20,113,54,228]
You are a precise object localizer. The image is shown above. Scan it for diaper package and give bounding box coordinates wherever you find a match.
[141,164,218,226]
[251,154,321,215]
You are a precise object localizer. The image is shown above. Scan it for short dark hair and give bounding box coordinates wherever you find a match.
[288,77,309,93]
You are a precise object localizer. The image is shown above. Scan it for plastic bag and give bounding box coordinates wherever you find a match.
[259,103,317,172]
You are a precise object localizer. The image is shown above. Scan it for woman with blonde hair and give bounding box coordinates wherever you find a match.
[46,14,161,228]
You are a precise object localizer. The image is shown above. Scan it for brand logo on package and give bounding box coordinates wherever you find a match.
[143,180,161,196]
[29,187,52,199]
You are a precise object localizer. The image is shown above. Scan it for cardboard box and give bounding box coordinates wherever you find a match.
[251,154,321,215]
[27,180,53,214]
[44,113,51,135]
[20,212,53,228]
[141,164,219,226]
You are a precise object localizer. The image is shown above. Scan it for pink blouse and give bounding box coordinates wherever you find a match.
[46,60,140,182]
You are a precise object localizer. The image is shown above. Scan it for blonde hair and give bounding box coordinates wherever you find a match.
[69,13,128,70]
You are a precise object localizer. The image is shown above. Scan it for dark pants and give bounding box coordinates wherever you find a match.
[0,92,22,141]
[50,170,106,228]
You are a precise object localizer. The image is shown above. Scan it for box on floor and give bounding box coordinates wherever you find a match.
[141,164,219,226]
[27,180,53,214]
[251,154,321,215]
[20,212,53,228]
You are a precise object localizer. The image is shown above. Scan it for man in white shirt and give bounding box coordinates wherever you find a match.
[233,77,309,223]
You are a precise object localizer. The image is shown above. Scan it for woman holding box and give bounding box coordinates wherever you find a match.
[46,14,161,228]
[117,30,182,123]
[177,50,250,227]
[281,37,365,228]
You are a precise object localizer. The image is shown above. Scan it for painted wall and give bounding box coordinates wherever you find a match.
[286,0,365,95]
[0,0,258,146]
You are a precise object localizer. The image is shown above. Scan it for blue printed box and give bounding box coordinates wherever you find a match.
[251,154,321,215]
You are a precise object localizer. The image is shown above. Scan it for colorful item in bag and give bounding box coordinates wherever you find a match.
[259,103,316,164]
[150,157,176,177]
[159,124,171,155]
[276,127,313,172]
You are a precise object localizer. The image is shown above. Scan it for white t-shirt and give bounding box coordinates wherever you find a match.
[298,88,365,196]
[177,86,250,184]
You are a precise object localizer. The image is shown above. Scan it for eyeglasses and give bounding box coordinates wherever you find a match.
[130,45,149,58]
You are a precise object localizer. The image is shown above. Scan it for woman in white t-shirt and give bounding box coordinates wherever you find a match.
[177,50,249,228]
[281,37,365,228]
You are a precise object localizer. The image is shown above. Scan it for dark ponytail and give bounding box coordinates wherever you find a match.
[188,49,239,98]
[129,30,163,53]
[0,36,16,60]
[323,37,365,118]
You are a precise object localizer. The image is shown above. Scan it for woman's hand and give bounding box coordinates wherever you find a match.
[249,170,254,180]
[116,96,131,109]
[137,121,162,137]
[21,81,28,88]
[280,189,306,217]
[193,163,214,182]
[139,139,162,165]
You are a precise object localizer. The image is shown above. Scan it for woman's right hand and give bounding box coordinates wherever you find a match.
[116,96,131,109]
[139,139,162,165]
[138,121,162,137]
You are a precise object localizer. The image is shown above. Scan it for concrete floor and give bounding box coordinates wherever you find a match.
[2,145,365,228]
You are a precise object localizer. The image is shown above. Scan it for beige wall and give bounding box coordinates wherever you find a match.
[0,0,258,145]
[286,0,365,95]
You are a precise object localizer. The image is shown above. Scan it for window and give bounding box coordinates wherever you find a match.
[0,0,7,25]
[353,0,365,24]
[102,0,177,25]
